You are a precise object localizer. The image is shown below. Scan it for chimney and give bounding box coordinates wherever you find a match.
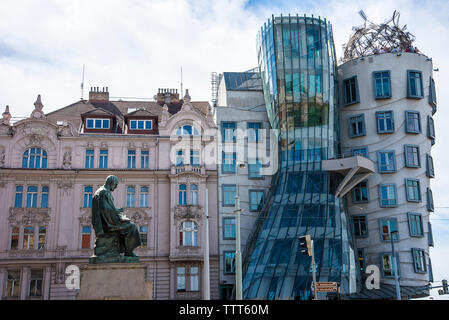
[89,86,109,103]
[156,88,179,105]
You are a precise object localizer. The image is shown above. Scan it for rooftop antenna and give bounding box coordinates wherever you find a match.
[80,64,85,100]
[180,66,183,97]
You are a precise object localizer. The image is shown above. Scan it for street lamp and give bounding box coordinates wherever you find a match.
[390,229,401,300]
[235,161,245,300]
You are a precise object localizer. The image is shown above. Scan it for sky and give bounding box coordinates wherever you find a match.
[0,0,448,299]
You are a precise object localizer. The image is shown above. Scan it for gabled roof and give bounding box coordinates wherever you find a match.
[125,108,159,117]
[81,107,117,117]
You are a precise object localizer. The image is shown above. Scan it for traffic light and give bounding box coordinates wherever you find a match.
[443,279,448,294]
[299,235,312,256]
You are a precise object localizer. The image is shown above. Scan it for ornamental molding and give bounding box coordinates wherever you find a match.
[79,209,92,224]
[8,207,51,225]
[57,179,75,195]
[124,208,152,224]
[172,205,204,222]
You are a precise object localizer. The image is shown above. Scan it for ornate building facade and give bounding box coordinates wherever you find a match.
[0,88,219,300]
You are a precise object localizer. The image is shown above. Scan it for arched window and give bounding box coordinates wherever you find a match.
[176,125,199,136]
[22,148,47,168]
[179,221,198,246]
[179,184,187,205]
[190,184,198,205]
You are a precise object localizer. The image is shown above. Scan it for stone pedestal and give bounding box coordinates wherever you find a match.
[77,263,152,300]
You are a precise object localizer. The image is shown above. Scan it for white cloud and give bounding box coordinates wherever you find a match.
[1,0,448,294]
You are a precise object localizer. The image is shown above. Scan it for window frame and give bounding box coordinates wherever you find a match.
[141,150,149,169]
[86,117,110,129]
[127,149,136,169]
[222,217,236,240]
[249,189,265,212]
[22,147,48,169]
[223,251,236,274]
[379,184,398,207]
[377,150,397,173]
[405,178,422,202]
[85,149,94,169]
[412,248,427,274]
[222,152,236,174]
[407,212,424,237]
[99,149,108,169]
[379,218,399,242]
[427,188,434,212]
[376,110,394,134]
[343,75,360,106]
[222,184,236,207]
[352,180,369,203]
[351,215,368,238]
[380,252,400,278]
[348,114,366,138]
[373,70,392,99]
[404,144,421,168]
[352,147,368,158]
[426,154,435,178]
[407,70,424,99]
[221,121,237,142]
[405,111,421,134]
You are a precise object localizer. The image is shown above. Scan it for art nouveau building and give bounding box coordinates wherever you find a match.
[0,88,219,300]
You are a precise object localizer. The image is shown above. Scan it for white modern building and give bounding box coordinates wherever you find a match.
[339,52,436,298]
[214,70,273,299]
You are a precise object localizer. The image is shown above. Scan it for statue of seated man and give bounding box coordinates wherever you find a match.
[91,175,141,260]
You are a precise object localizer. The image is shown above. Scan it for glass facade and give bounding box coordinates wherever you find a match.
[242,15,358,299]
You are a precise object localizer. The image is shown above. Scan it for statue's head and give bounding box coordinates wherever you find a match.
[104,175,119,191]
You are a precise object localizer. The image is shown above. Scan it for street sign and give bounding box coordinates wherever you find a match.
[315,282,338,292]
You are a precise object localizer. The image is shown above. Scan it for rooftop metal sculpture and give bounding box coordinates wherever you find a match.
[342,10,418,62]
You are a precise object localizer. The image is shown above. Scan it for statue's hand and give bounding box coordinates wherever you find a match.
[117,207,124,213]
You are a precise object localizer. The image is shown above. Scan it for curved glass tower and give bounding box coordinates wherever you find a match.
[242,15,359,300]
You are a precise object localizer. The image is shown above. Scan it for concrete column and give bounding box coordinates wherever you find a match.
[43,265,51,300]
[19,267,29,300]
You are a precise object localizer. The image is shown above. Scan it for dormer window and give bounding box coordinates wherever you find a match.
[130,120,152,130]
[86,118,110,129]
[176,125,199,136]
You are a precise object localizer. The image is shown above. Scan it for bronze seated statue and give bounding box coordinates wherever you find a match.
[89,175,141,263]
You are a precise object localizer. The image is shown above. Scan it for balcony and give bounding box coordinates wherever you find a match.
[322,155,375,198]
[170,164,205,176]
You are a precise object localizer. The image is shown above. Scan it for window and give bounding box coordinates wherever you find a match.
[352,180,369,203]
[190,267,199,291]
[99,149,108,169]
[29,269,43,297]
[224,252,236,274]
[428,222,434,247]
[429,76,437,109]
[177,267,186,291]
[408,213,424,237]
[179,221,197,246]
[190,150,200,167]
[407,70,423,98]
[406,178,421,202]
[126,186,135,207]
[176,150,185,167]
[22,148,47,169]
[377,151,396,173]
[141,150,149,169]
[222,152,236,173]
[127,150,136,169]
[85,149,94,168]
[352,147,368,158]
[86,118,110,129]
[140,225,148,247]
[426,154,435,178]
[178,184,187,205]
[373,71,391,99]
[379,184,397,207]
[249,190,264,211]
[412,248,427,273]
[14,186,23,208]
[41,186,49,208]
[348,114,365,137]
[221,122,236,142]
[352,215,368,237]
[357,249,366,273]
[140,186,149,208]
[130,120,152,130]
[405,145,420,168]
[190,184,198,205]
[343,76,359,105]
[26,186,38,208]
[81,226,91,249]
[10,227,19,250]
[376,111,394,133]
[23,226,34,249]
[5,270,20,298]
[38,226,46,250]
[281,206,298,228]
[176,125,199,136]
[380,219,399,241]
[427,116,435,144]
[427,188,434,212]
[248,159,263,179]
[83,186,93,208]
[222,185,236,206]
[223,217,236,239]
[381,253,399,277]
[247,122,262,142]
[405,111,421,133]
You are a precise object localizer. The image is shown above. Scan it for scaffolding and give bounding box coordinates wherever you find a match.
[342,10,417,63]
[211,72,218,107]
